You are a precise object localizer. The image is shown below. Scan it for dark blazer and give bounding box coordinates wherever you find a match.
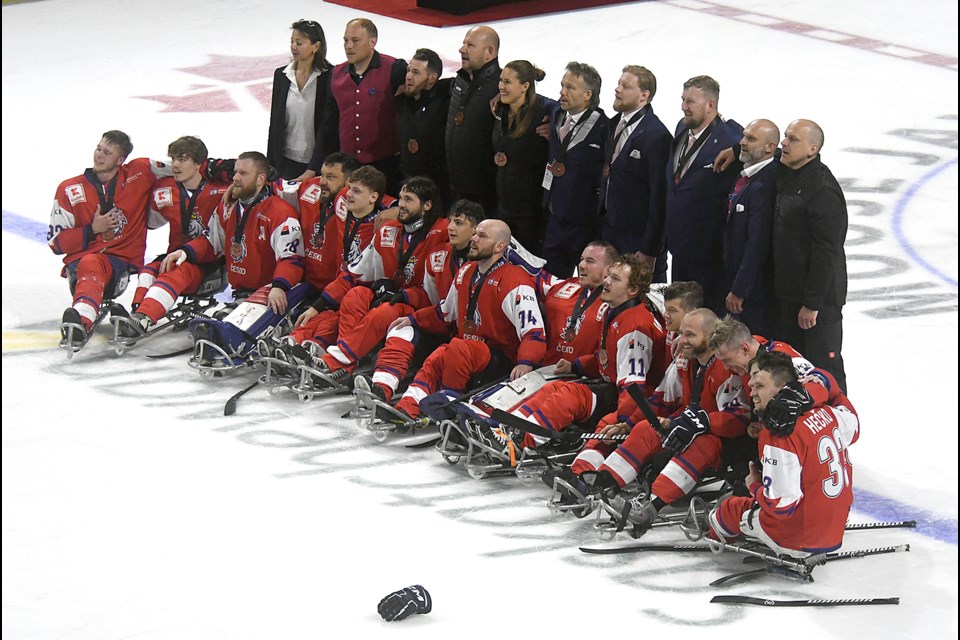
[598,105,672,257]
[542,104,608,227]
[267,65,338,174]
[773,156,848,310]
[664,117,743,309]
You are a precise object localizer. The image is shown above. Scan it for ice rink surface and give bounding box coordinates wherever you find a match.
[2,0,957,637]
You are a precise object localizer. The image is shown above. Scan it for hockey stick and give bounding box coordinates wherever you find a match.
[625,384,665,432]
[490,408,629,444]
[711,544,911,586]
[224,380,261,416]
[711,595,899,607]
[844,520,917,531]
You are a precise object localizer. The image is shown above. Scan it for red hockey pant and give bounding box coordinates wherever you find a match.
[395,338,492,418]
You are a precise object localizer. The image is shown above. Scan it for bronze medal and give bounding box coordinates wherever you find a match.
[454,110,465,125]
[598,349,608,368]
[561,327,575,343]
[464,320,477,334]
[494,152,508,167]
[550,162,566,177]
[407,138,419,154]
[230,241,243,261]
[602,163,610,177]
[102,228,116,242]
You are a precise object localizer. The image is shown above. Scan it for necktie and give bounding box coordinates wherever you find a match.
[675,130,698,184]
[611,116,628,161]
[558,114,574,142]
[727,174,750,219]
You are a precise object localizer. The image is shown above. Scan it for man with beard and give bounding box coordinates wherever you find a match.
[303,176,449,383]
[397,48,452,198]
[707,351,856,557]
[388,219,546,420]
[50,130,172,343]
[446,25,502,212]
[572,308,748,531]
[722,119,779,336]
[541,62,609,278]
[665,76,743,311]
[355,199,482,403]
[598,66,672,282]
[116,136,231,337]
[170,152,305,358]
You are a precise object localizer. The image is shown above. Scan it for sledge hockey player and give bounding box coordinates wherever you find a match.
[300,175,449,386]
[162,152,306,369]
[113,135,232,341]
[559,308,749,533]
[387,219,547,422]
[708,317,857,440]
[276,165,397,362]
[705,350,857,558]
[50,130,172,350]
[352,198,482,415]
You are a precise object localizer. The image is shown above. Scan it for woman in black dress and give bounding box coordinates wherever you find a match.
[492,60,549,254]
[267,19,338,182]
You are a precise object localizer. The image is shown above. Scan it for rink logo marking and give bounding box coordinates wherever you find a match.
[665,0,958,71]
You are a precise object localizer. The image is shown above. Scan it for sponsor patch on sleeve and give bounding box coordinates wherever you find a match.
[65,183,86,206]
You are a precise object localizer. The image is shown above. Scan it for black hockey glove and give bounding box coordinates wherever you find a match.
[310,295,334,314]
[663,407,710,453]
[369,278,400,309]
[203,158,235,183]
[377,585,432,622]
[763,381,813,437]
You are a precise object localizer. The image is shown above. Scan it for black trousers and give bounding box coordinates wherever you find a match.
[775,301,847,394]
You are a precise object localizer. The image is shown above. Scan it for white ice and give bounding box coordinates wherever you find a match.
[2,0,957,638]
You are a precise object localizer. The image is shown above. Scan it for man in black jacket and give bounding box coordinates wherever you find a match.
[446,25,501,214]
[773,119,848,392]
[398,48,452,205]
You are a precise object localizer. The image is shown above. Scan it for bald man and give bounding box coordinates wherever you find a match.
[446,26,502,213]
[773,119,848,392]
[722,118,780,336]
[389,218,547,420]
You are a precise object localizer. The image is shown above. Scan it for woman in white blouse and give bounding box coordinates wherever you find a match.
[267,19,339,182]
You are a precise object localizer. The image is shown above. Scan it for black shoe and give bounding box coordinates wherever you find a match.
[118,312,152,339]
[544,467,594,518]
[61,308,86,345]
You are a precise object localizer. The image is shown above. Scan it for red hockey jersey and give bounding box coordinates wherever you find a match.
[752,404,857,553]
[666,355,749,437]
[413,259,546,366]
[539,276,607,366]
[148,177,231,253]
[323,217,449,305]
[48,158,171,270]
[184,190,303,292]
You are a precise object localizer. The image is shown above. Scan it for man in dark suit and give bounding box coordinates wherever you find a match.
[773,119,848,392]
[598,65,672,282]
[541,61,608,277]
[722,118,779,336]
[664,75,743,311]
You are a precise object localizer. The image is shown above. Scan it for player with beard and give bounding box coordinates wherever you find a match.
[387,219,546,420]
[171,152,305,358]
[578,308,749,532]
[300,176,449,383]
[355,199,482,403]
[116,136,232,337]
[51,130,173,343]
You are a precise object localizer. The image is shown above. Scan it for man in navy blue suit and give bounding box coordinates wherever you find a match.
[722,118,779,336]
[541,62,608,277]
[598,65,672,282]
[664,75,743,312]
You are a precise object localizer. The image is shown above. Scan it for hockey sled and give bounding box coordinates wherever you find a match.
[109,297,219,355]
[58,304,114,359]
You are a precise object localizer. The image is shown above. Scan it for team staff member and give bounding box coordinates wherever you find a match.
[446,25,502,213]
[397,48,452,200]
